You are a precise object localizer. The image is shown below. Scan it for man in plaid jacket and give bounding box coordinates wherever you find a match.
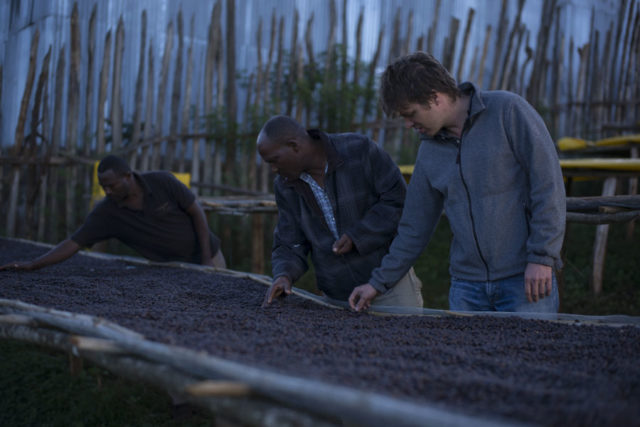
[258,115,423,308]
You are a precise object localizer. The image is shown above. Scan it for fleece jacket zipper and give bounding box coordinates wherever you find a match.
[455,130,490,281]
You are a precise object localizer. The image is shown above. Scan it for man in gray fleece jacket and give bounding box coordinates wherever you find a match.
[349,52,565,313]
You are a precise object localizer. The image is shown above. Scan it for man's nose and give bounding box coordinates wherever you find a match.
[404,118,413,129]
[271,165,278,173]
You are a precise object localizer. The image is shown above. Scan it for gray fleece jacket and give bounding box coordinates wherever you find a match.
[369,83,566,293]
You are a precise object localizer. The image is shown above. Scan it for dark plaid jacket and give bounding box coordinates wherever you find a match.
[271,130,406,300]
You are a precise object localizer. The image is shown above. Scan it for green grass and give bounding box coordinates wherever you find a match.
[0,340,213,427]
[561,221,640,315]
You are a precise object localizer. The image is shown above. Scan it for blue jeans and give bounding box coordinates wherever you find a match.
[449,273,559,313]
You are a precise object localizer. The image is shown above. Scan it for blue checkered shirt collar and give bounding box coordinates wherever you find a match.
[299,163,339,240]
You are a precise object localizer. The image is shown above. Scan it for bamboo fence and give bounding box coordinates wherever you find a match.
[0,0,639,271]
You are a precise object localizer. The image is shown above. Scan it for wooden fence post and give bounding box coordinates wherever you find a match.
[263,9,277,118]
[616,4,638,124]
[260,10,277,192]
[82,4,97,209]
[286,8,299,117]
[225,0,238,175]
[476,25,491,87]
[550,10,564,137]
[426,0,441,55]
[141,41,154,172]
[608,0,628,123]
[37,73,50,242]
[401,10,413,57]
[294,44,304,123]
[274,16,284,116]
[529,0,557,105]
[242,73,254,191]
[201,3,218,195]
[26,47,51,240]
[49,46,66,242]
[443,17,460,77]
[7,29,39,238]
[254,18,264,111]
[574,42,589,136]
[213,4,224,195]
[248,19,263,192]
[350,7,363,129]
[367,27,384,141]
[456,8,475,82]
[178,14,195,173]
[66,3,81,235]
[380,8,402,149]
[152,21,174,170]
[190,97,201,196]
[341,0,348,89]
[167,10,184,171]
[322,0,338,129]
[489,0,509,90]
[110,16,125,151]
[96,30,111,155]
[566,37,574,132]
[302,12,315,127]
[130,9,147,168]
[497,0,524,90]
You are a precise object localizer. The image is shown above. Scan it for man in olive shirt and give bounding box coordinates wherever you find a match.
[1,155,225,271]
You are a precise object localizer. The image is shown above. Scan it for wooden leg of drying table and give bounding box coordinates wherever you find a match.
[626,147,638,240]
[592,177,617,295]
[251,214,265,275]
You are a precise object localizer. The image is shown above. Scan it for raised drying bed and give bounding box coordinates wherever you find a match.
[1,237,639,426]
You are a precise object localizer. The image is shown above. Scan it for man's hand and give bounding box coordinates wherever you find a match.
[263,276,292,306]
[332,234,354,255]
[0,261,34,272]
[524,263,552,303]
[348,283,379,312]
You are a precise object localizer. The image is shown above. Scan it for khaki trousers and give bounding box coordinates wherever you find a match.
[372,267,424,308]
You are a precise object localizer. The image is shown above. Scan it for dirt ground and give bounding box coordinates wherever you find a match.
[1,237,639,426]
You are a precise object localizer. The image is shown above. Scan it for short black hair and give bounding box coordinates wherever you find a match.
[380,51,460,117]
[259,115,307,143]
[97,155,131,175]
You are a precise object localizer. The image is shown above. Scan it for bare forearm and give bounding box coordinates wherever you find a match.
[3,239,81,271]
[34,239,81,268]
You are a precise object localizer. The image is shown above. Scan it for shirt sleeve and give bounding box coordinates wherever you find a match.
[271,182,311,284]
[70,203,113,248]
[344,139,407,255]
[369,143,444,293]
[507,95,566,269]
[162,172,196,211]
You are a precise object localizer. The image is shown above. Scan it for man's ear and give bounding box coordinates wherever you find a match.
[285,139,300,152]
[432,92,440,106]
